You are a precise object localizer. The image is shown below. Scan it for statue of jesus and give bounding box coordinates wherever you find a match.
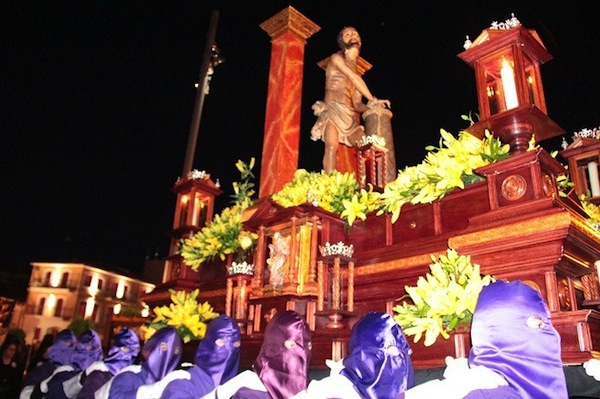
[311,26,390,172]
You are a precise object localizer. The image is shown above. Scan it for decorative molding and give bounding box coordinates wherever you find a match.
[260,6,320,40]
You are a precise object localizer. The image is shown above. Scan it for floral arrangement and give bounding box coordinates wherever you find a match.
[393,248,495,347]
[272,129,508,226]
[179,159,258,271]
[180,126,510,270]
[377,130,510,223]
[141,289,218,343]
[580,195,600,231]
[271,169,380,226]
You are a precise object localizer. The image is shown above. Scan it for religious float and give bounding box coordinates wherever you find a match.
[140,7,600,370]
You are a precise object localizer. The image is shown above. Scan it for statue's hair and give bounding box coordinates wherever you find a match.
[337,26,358,50]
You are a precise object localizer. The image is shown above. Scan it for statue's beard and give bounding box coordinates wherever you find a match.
[343,40,361,51]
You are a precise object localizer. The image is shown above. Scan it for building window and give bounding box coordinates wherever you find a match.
[78,301,86,319]
[36,297,46,315]
[91,304,99,323]
[60,272,69,288]
[97,278,104,291]
[115,281,128,299]
[43,272,51,287]
[84,275,92,287]
[54,298,64,317]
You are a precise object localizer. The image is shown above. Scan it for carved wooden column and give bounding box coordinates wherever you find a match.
[252,225,266,294]
[284,217,299,293]
[303,215,320,295]
[316,242,356,329]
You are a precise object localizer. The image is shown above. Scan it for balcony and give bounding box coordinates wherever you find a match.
[30,279,78,291]
[23,304,75,320]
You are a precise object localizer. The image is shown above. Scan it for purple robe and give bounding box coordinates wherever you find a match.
[22,361,56,391]
[233,386,271,398]
[23,329,77,387]
[463,386,522,398]
[341,311,415,398]
[75,328,140,399]
[468,280,568,399]
[103,328,140,376]
[103,327,182,399]
[101,367,147,399]
[194,315,241,387]
[76,369,112,399]
[21,329,77,398]
[72,329,104,371]
[46,329,104,399]
[159,366,214,399]
[48,330,78,367]
[161,315,241,399]
[234,310,311,399]
[45,368,79,399]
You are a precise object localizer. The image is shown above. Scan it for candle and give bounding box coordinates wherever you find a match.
[501,58,519,110]
[191,195,201,226]
[588,161,600,197]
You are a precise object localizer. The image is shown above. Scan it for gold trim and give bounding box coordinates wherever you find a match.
[354,254,434,276]
[571,212,600,240]
[198,289,227,298]
[449,212,572,248]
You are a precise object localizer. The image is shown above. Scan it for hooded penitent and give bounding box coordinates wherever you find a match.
[95,327,182,399]
[71,329,104,371]
[194,315,241,386]
[341,311,415,399]
[104,328,141,375]
[21,329,77,390]
[468,280,568,399]
[141,326,183,384]
[159,315,242,399]
[48,329,77,366]
[253,310,312,399]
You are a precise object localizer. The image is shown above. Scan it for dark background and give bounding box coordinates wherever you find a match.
[3,1,598,276]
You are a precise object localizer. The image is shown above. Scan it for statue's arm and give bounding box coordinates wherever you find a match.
[329,53,374,103]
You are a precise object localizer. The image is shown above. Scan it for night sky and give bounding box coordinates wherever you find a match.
[3,1,599,276]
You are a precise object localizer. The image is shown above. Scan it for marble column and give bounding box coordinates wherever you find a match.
[259,7,320,197]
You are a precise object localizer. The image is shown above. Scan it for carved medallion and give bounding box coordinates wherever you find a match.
[501,174,527,200]
[543,174,555,198]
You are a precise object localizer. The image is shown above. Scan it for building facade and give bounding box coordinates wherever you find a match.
[14,262,154,344]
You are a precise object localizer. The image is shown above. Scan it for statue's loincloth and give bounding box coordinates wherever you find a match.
[310,100,364,146]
